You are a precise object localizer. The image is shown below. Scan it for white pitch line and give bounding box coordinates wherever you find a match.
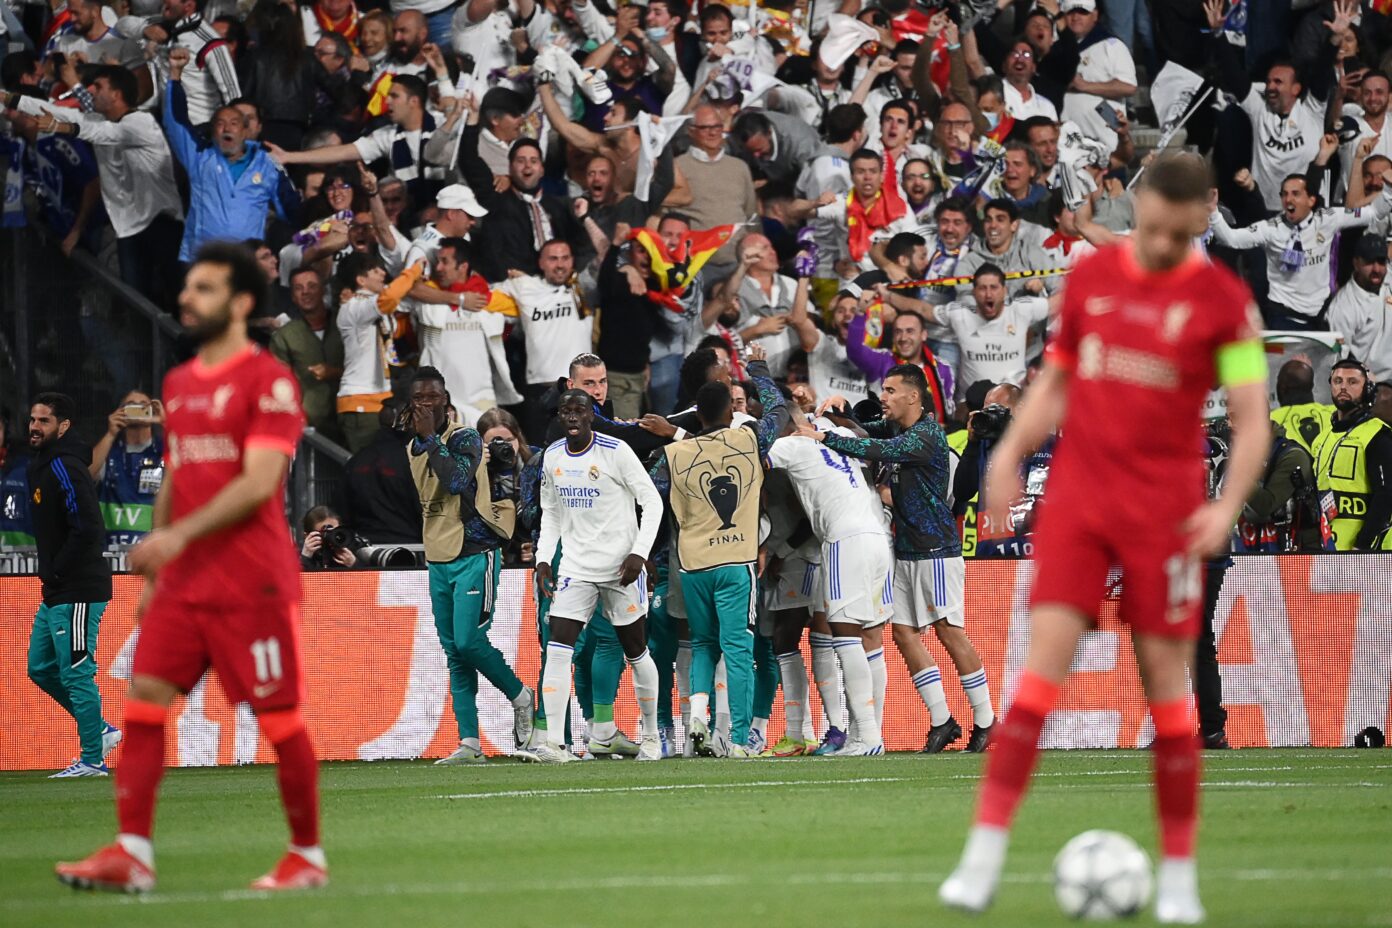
[9,867,1392,910]
[433,776,911,800]
[431,774,1386,801]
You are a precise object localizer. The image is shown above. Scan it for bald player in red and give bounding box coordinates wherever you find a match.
[938,155,1271,924]
[55,243,325,894]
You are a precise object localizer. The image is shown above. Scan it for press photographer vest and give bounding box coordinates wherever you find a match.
[1312,415,1392,551]
[410,422,515,563]
[663,426,763,571]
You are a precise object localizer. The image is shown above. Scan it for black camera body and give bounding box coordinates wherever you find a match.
[487,437,517,471]
[321,525,352,553]
[974,403,1013,443]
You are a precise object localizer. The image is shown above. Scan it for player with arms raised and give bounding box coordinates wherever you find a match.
[55,244,325,893]
[938,155,1271,924]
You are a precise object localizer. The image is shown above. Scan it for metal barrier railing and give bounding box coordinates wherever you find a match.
[0,227,353,560]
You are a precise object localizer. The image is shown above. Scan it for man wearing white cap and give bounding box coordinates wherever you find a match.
[403,183,488,309]
[1058,0,1137,150]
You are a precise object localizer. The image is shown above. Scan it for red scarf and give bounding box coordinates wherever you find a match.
[314,1,360,47]
[1042,230,1083,255]
[846,153,908,263]
[914,345,948,425]
[444,273,492,302]
[986,113,1015,143]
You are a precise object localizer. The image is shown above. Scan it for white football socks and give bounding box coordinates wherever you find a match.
[676,640,692,733]
[833,637,879,745]
[714,657,730,740]
[960,668,995,727]
[809,632,844,732]
[627,648,660,741]
[912,665,952,726]
[541,642,574,747]
[776,650,809,741]
[867,647,886,729]
[117,834,154,869]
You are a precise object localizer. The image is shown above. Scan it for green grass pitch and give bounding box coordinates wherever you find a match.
[2,750,1389,927]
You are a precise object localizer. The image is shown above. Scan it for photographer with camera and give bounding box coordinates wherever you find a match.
[299,506,362,570]
[953,383,1054,559]
[88,391,165,551]
[476,409,535,569]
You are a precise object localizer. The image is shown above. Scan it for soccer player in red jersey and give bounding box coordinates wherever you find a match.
[938,155,1272,924]
[55,244,326,894]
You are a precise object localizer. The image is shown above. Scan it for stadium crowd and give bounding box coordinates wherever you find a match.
[5,0,1392,766]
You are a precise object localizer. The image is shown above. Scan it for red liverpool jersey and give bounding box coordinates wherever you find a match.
[1044,242,1260,528]
[157,345,305,605]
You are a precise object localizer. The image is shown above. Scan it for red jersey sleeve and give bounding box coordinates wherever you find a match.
[1045,251,1098,372]
[246,355,306,457]
[1205,264,1262,347]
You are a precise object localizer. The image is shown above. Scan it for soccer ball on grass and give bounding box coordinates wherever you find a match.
[1052,829,1153,919]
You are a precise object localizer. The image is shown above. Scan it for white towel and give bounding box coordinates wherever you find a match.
[819,13,878,71]
[635,114,692,202]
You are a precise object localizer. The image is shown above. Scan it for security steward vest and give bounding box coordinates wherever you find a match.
[410,421,516,563]
[1272,402,1334,457]
[947,429,977,556]
[1311,413,1392,551]
[663,425,763,571]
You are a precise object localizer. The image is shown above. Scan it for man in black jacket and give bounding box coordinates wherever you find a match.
[339,404,423,547]
[458,123,586,281]
[25,392,117,778]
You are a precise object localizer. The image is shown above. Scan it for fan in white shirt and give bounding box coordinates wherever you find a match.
[493,241,595,389]
[533,390,665,763]
[1057,0,1136,148]
[766,424,894,755]
[1326,236,1392,382]
[1000,38,1058,122]
[788,287,871,408]
[1210,174,1392,324]
[876,265,1050,399]
[412,239,506,425]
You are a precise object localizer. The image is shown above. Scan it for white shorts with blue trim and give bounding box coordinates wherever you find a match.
[891,556,966,629]
[550,571,648,627]
[822,533,895,627]
[765,556,821,612]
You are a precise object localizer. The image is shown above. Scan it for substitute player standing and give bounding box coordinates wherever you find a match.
[532,390,665,763]
[938,154,1271,924]
[55,244,326,893]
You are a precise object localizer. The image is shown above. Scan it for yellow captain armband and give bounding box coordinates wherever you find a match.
[1216,339,1267,388]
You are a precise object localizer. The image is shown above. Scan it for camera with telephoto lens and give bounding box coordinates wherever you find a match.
[973,403,1013,443]
[321,525,352,554]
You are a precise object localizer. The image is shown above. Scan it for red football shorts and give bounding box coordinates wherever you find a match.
[131,595,305,711]
[1029,502,1202,640]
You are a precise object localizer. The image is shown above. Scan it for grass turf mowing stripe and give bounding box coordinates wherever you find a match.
[10,867,1392,910]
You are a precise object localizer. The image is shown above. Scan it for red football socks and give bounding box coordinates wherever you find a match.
[1150,698,1200,859]
[269,724,320,848]
[116,699,169,839]
[975,671,1060,829]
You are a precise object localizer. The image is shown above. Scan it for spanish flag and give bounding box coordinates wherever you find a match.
[365,72,393,118]
[629,225,734,310]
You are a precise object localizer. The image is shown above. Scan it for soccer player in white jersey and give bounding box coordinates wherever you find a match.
[766,420,895,755]
[534,390,665,763]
